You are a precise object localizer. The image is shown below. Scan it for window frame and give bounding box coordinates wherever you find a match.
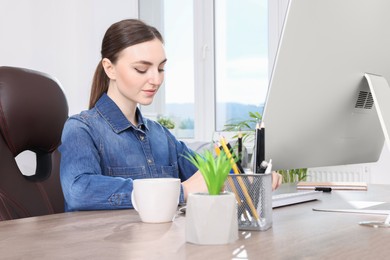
[139,0,284,143]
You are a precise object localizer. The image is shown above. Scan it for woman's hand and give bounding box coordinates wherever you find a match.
[272,171,283,190]
[181,171,208,201]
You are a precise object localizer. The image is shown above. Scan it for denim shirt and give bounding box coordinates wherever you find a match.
[59,93,197,212]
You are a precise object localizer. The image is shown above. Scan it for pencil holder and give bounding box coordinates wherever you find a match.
[225,173,272,231]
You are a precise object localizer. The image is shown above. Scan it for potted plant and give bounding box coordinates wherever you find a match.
[184,149,238,245]
[157,116,175,135]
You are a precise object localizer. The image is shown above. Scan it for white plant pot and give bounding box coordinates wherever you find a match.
[185,192,238,245]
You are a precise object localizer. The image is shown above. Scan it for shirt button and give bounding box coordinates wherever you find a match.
[147,159,152,164]
[140,135,144,141]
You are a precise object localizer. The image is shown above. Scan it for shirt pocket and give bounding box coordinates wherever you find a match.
[160,163,179,178]
[107,166,147,179]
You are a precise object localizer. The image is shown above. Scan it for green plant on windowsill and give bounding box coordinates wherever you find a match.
[223,111,262,143]
[184,150,232,195]
[278,168,308,183]
[157,116,175,129]
[223,111,308,183]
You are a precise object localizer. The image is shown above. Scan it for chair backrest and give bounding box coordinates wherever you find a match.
[0,66,68,220]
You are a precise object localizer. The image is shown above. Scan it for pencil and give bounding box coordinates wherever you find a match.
[221,142,245,174]
[220,136,260,221]
[215,142,250,221]
[219,137,240,174]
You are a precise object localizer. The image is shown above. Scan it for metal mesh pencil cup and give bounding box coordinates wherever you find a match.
[225,173,272,231]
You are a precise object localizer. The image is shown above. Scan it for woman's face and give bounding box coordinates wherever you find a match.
[105,38,166,107]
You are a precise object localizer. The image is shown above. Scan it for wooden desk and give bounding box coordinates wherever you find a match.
[1,185,390,259]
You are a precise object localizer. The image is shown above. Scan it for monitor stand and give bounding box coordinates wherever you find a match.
[359,73,390,228]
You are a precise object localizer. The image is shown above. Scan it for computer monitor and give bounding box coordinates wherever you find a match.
[262,0,390,171]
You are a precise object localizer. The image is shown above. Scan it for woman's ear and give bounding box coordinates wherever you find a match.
[102,58,116,80]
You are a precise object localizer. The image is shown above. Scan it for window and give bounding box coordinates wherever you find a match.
[140,0,270,141]
[214,0,268,131]
[164,0,195,139]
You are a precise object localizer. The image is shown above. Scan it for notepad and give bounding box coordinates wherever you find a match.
[297,181,368,191]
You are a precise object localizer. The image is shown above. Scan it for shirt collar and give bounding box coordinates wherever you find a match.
[95,93,148,133]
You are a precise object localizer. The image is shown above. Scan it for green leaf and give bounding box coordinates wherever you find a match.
[278,168,308,183]
[184,150,233,195]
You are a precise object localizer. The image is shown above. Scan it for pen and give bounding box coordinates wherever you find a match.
[254,121,265,173]
[238,131,242,164]
[252,121,259,173]
[225,141,245,174]
[315,187,332,192]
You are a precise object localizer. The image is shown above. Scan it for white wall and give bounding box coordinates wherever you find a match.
[0,0,138,175]
[0,0,138,116]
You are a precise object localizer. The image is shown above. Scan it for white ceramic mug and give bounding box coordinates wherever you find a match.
[131,178,181,223]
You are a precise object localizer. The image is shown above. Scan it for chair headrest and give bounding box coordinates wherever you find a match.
[0,66,68,156]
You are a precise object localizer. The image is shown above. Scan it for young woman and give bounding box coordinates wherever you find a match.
[59,19,281,212]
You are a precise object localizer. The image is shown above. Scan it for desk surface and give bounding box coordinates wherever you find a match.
[1,184,390,259]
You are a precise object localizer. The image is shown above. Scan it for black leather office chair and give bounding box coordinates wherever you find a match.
[0,66,68,220]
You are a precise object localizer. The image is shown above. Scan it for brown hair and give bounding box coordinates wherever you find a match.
[89,19,164,109]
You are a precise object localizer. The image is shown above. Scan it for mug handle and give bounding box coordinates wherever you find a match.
[131,190,138,211]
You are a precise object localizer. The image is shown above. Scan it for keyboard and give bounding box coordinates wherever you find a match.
[272,190,322,208]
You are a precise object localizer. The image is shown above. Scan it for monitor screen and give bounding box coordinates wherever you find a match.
[262,0,390,170]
